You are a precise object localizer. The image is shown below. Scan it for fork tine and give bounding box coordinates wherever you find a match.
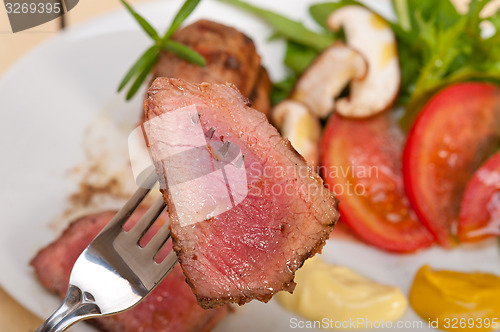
[35,168,179,332]
[145,221,172,258]
[158,250,178,274]
[102,169,159,233]
[126,196,167,243]
[146,250,178,290]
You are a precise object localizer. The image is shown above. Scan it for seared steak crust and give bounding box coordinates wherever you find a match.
[31,210,228,332]
[152,19,270,115]
[248,66,272,117]
[144,78,339,309]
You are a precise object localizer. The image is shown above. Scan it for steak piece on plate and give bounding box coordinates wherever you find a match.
[143,78,339,309]
[152,19,271,116]
[31,210,228,332]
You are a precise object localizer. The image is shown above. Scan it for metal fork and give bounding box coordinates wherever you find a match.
[36,168,178,332]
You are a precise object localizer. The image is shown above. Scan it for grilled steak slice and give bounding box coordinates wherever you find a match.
[144,78,339,309]
[248,66,272,117]
[31,210,228,332]
[152,19,270,115]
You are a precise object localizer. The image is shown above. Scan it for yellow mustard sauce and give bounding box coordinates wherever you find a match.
[410,265,500,331]
[276,256,407,329]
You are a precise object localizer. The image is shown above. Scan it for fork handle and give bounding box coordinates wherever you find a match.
[36,285,101,332]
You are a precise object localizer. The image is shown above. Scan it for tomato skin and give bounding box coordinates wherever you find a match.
[403,82,500,247]
[459,152,500,242]
[321,113,433,252]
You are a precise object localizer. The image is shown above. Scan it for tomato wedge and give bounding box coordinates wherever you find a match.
[403,82,500,247]
[321,113,433,252]
[459,151,500,242]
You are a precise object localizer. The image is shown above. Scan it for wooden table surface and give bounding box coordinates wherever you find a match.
[0,0,495,331]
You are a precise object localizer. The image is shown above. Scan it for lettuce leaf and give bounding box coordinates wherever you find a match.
[221,0,500,114]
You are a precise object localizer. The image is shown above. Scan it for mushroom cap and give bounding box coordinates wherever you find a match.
[272,100,321,167]
[328,5,401,117]
[291,43,367,119]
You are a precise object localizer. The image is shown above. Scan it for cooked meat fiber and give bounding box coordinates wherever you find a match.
[144,78,339,309]
[31,210,228,332]
[152,19,271,116]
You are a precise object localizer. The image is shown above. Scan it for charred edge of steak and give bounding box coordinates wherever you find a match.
[178,221,336,309]
[282,138,341,223]
[247,66,272,117]
[142,19,271,124]
[164,169,339,310]
[145,78,340,309]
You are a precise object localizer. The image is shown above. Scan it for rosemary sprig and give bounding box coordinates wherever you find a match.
[162,40,205,66]
[118,0,206,100]
[120,0,159,41]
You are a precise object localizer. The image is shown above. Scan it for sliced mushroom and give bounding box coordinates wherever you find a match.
[327,5,400,117]
[272,100,321,167]
[291,43,367,119]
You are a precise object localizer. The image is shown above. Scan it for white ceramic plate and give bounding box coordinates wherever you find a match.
[0,1,499,331]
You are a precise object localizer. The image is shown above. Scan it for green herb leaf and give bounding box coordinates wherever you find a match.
[162,40,206,67]
[284,41,318,75]
[392,0,411,31]
[126,53,160,101]
[219,0,334,51]
[119,0,204,101]
[488,10,500,31]
[394,0,460,36]
[271,75,296,105]
[466,0,489,32]
[118,44,160,92]
[267,32,282,42]
[392,0,500,129]
[163,0,201,40]
[399,17,467,129]
[121,0,160,41]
